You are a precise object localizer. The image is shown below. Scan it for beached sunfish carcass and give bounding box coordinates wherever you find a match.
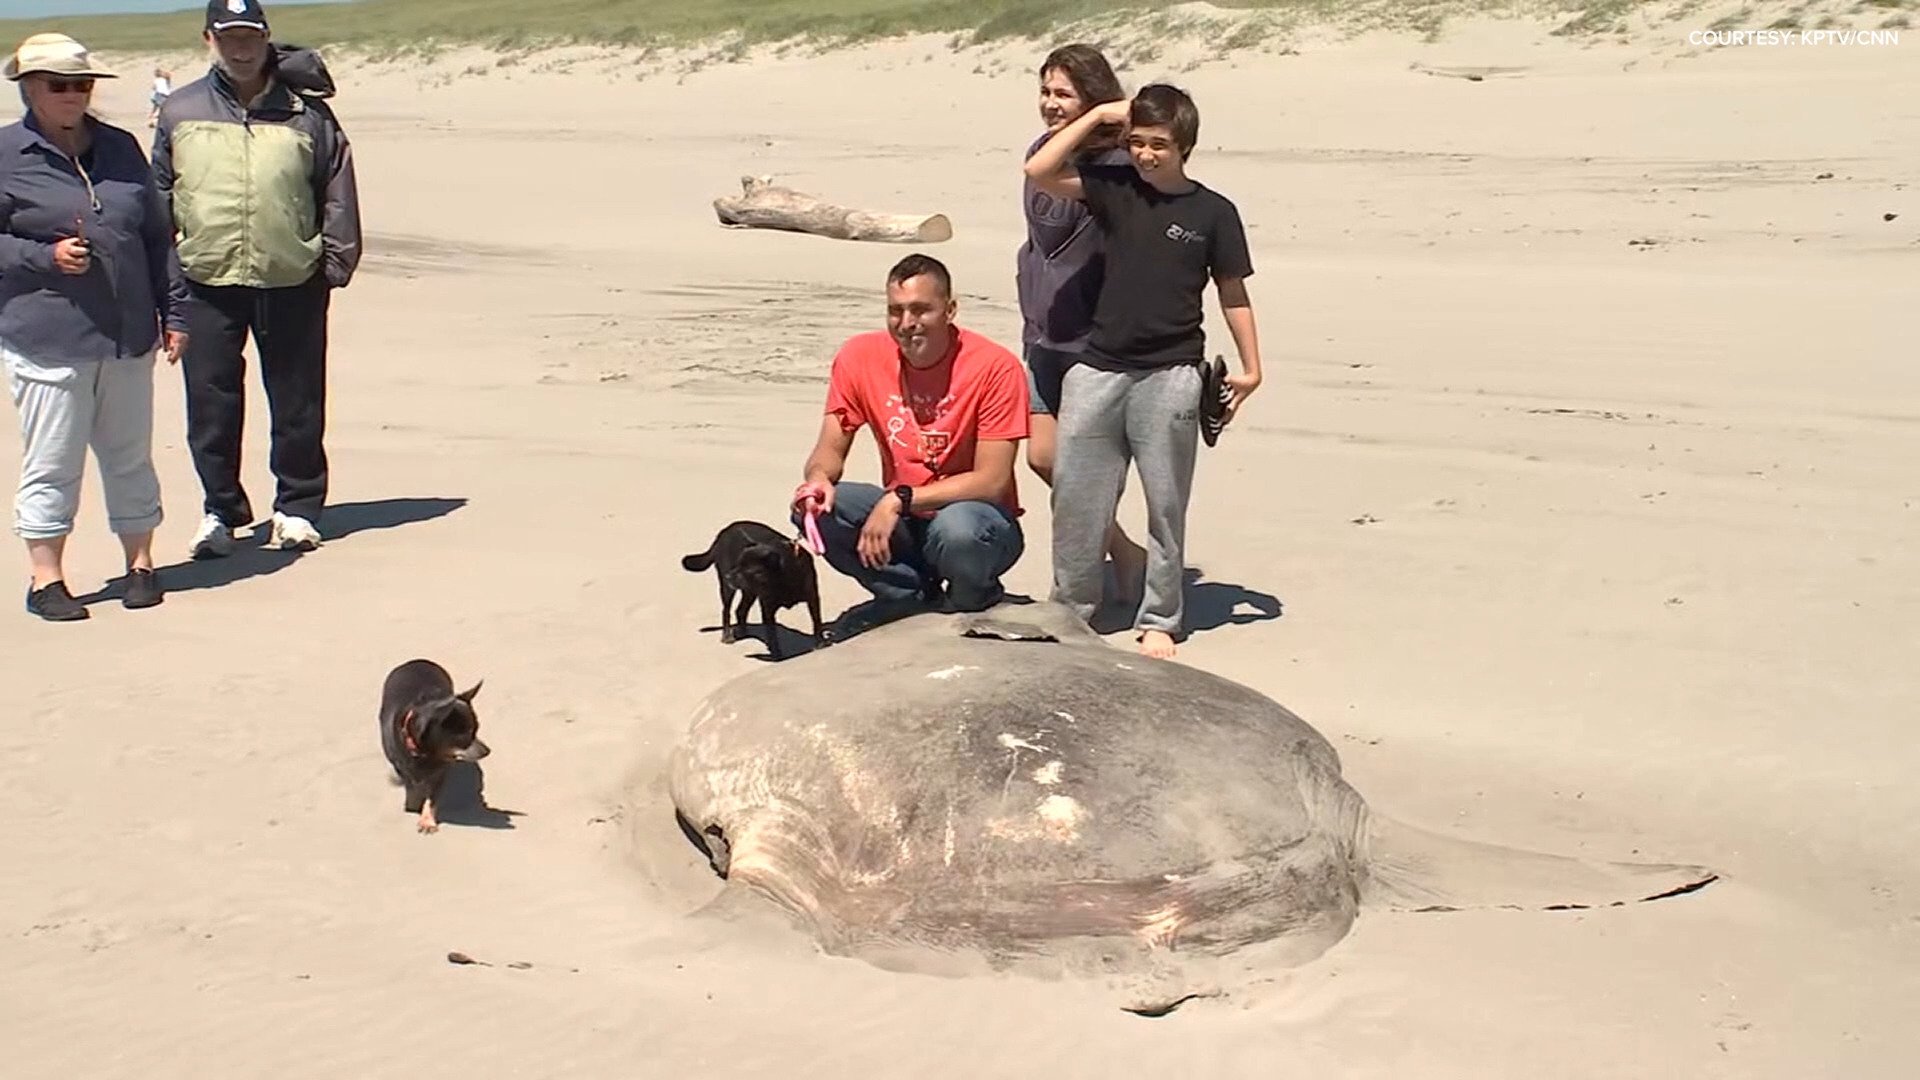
[666,602,1716,1003]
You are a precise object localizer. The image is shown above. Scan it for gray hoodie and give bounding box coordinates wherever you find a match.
[1015,134,1131,352]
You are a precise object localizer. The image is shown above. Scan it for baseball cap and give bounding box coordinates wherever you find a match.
[207,0,270,34]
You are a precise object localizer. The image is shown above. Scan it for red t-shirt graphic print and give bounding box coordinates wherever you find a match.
[823,326,1030,516]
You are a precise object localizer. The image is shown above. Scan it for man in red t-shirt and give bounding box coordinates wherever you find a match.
[791,254,1031,621]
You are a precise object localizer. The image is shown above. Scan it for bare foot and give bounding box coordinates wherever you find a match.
[1138,630,1177,659]
[417,801,439,834]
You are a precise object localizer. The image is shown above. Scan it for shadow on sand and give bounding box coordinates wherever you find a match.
[1088,566,1284,638]
[697,618,831,663]
[81,496,468,604]
[426,761,523,831]
[706,566,1283,658]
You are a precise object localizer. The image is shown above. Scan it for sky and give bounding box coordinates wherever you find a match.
[0,0,355,16]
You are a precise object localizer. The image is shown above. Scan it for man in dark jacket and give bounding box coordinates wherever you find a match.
[153,0,362,558]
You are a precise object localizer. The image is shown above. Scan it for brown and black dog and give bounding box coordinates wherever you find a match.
[681,519,825,659]
[379,659,488,834]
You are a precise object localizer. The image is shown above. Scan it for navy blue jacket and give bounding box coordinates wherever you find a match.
[0,111,188,363]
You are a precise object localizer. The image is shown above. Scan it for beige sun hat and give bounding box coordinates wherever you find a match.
[3,33,119,82]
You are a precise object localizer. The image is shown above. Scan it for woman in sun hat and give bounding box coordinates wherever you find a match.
[0,33,190,621]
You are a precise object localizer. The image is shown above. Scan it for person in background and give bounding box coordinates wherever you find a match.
[153,0,362,560]
[1015,43,1149,604]
[0,33,189,621]
[146,65,171,128]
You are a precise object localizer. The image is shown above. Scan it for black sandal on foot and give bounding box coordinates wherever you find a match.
[26,580,88,622]
[1200,354,1230,447]
[122,568,164,610]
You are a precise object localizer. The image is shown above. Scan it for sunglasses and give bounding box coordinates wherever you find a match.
[43,77,96,94]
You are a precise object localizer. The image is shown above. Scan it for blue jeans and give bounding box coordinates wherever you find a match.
[793,481,1024,611]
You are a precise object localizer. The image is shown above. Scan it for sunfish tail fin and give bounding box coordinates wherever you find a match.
[1358,813,1718,913]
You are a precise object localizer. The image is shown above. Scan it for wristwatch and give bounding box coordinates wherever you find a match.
[893,485,915,515]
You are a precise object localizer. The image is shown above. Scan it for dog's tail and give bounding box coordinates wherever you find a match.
[681,546,716,572]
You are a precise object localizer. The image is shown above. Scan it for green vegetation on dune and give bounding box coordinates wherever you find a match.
[0,0,1666,55]
[7,0,1236,54]
[5,0,1888,56]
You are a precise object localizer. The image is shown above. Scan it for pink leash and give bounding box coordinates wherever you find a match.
[802,503,825,553]
[801,501,826,556]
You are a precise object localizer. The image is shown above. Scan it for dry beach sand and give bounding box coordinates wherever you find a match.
[0,4,1915,1075]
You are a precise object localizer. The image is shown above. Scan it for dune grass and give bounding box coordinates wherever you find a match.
[0,0,1667,57]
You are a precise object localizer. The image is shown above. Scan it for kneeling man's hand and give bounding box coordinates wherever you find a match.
[793,480,833,517]
[858,495,900,569]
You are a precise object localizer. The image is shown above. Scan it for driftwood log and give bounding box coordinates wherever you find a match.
[712,175,952,244]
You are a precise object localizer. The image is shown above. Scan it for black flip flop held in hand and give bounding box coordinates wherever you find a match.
[1200,355,1230,447]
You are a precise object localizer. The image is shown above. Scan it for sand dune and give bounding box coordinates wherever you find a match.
[0,12,1914,1077]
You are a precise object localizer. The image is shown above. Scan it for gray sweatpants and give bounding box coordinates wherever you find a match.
[1049,361,1201,636]
[4,344,164,540]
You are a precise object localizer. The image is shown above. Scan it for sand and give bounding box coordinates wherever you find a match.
[1,6,1914,1076]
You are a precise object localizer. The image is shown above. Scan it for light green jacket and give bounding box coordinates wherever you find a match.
[152,50,361,290]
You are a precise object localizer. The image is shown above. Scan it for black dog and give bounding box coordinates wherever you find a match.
[681,519,825,659]
[378,659,489,834]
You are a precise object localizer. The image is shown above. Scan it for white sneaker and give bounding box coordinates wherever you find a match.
[189,513,234,559]
[268,512,322,551]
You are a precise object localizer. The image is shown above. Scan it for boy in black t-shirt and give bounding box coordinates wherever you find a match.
[1023,84,1265,658]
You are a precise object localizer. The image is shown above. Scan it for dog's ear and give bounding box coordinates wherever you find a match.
[455,680,483,703]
